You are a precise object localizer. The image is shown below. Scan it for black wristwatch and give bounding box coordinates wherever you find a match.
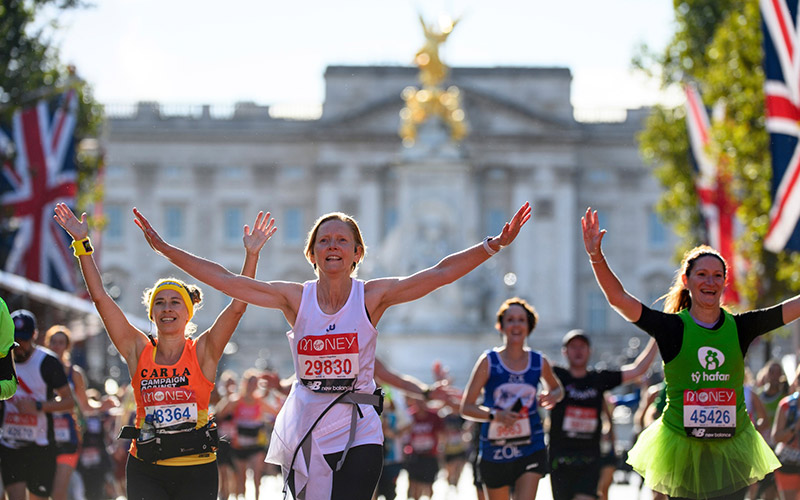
[488,408,497,421]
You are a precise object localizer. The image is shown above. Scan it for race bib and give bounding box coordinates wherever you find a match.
[80,447,102,467]
[142,387,198,429]
[410,434,436,453]
[298,332,359,393]
[488,413,531,446]
[3,412,37,442]
[562,406,598,436]
[53,414,73,443]
[683,388,736,439]
[236,425,266,448]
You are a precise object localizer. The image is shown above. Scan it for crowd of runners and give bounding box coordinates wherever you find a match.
[1,204,800,500]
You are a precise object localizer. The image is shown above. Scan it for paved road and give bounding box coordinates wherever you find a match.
[249,464,654,499]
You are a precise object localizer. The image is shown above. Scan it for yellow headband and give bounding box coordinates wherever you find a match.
[148,280,194,321]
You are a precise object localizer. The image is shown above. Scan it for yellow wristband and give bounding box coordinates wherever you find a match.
[71,237,93,257]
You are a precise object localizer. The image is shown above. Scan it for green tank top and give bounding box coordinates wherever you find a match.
[0,297,13,357]
[662,309,746,439]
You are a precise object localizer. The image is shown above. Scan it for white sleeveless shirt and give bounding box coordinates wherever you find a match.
[266,279,383,496]
[1,347,57,448]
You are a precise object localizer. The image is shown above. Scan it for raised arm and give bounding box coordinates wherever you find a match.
[133,208,301,321]
[197,212,276,379]
[780,295,800,325]
[367,202,531,322]
[621,337,659,384]
[53,203,146,367]
[581,207,643,322]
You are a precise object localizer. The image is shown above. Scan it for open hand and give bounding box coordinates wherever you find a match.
[53,203,89,241]
[428,380,463,406]
[243,211,277,255]
[132,208,169,254]
[493,201,532,247]
[539,389,560,410]
[581,207,606,258]
[493,408,520,426]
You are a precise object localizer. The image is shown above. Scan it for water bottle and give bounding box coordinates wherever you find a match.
[139,414,155,441]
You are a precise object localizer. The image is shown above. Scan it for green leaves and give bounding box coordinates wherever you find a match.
[0,0,103,213]
[639,0,800,307]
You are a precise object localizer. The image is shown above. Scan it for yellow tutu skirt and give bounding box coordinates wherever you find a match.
[627,418,780,499]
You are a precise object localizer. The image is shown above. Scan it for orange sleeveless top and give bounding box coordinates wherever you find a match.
[129,337,215,466]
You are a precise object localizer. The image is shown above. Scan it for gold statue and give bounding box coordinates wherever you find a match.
[415,15,458,88]
[400,14,467,147]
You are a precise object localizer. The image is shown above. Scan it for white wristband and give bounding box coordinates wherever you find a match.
[483,237,499,256]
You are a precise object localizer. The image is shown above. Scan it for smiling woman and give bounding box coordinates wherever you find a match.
[131,202,531,500]
[459,297,564,500]
[578,207,800,500]
[53,202,275,500]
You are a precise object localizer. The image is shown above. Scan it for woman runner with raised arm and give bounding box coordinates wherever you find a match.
[581,207,789,500]
[54,203,275,500]
[132,202,531,500]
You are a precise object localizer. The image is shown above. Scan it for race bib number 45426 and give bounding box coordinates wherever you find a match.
[298,332,359,393]
[683,388,736,439]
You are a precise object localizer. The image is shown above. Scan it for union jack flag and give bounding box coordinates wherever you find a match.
[761,0,800,252]
[684,83,741,305]
[0,90,79,291]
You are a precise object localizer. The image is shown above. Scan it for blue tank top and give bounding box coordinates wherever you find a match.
[479,349,545,463]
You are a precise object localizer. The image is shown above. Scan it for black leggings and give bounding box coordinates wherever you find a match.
[288,443,383,500]
[126,454,218,500]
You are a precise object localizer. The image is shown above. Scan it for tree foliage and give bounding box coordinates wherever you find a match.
[0,0,104,210]
[637,0,800,309]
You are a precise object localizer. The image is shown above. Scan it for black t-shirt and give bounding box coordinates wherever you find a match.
[549,366,623,457]
[39,351,69,396]
[634,304,784,363]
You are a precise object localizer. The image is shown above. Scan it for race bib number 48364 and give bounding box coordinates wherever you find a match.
[298,332,359,393]
[142,387,198,430]
[683,388,736,439]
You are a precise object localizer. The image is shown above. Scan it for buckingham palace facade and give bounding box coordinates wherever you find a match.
[97,65,676,384]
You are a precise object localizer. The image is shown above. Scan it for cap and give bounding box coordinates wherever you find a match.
[562,329,590,347]
[11,309,36,341]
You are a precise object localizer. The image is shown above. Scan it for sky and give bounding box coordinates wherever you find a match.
[51,0,680,113]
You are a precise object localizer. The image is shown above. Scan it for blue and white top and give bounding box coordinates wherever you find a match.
[479,349,546,463]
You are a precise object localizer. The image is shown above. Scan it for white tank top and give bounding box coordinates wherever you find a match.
[1,347,56,447]
[268,278,382,462]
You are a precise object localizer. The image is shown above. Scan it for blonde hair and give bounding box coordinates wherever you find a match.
[660,245,727,313]
[45,325,72,361]
[303,212,367,276]
[141,277,203,336]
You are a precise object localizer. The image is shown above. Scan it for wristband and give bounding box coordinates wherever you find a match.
[35,400,43,412]
[483,237,499,256]
[589,253,604,264]
[422,387,432,401]
[71,237,93,257]
[488,408,497,421]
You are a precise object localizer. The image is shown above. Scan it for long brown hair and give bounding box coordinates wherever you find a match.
[660,245,727,313]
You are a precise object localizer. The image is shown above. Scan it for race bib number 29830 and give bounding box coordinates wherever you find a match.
[298,332,359,393]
